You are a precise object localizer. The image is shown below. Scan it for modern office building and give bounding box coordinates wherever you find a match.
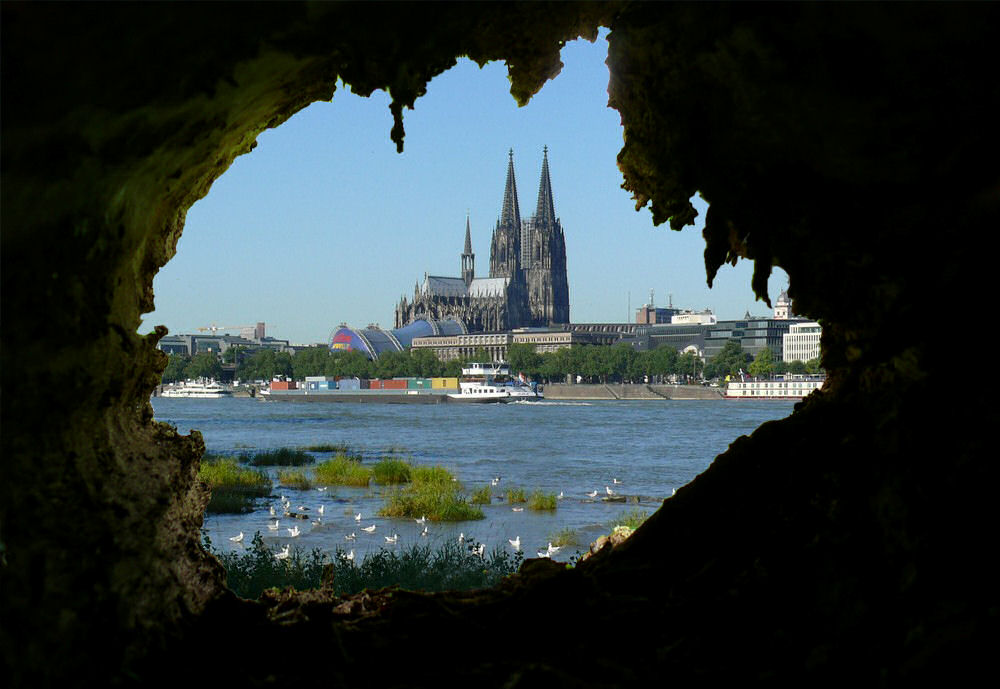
[783,321,822,362]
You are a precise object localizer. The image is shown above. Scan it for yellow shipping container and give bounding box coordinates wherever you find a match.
[431,377,459,389]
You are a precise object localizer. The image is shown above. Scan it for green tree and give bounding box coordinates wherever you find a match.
[161,353,190,383]
[292,346,332,379]
[648,345,679,380]
[804,357,823,374]
[705,340,750,379]
[184,352,223,380]
[374,350,410,379]
[507,343,541,378]
[410,348,444,378]
[748,347,776,378]
[677,351,703,382]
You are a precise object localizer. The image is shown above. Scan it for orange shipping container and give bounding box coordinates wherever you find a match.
[381,379,407,390]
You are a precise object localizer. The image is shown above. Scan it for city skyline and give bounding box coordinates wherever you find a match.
[142,30,789,345]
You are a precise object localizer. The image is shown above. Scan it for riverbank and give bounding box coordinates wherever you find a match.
[542,383,723,400]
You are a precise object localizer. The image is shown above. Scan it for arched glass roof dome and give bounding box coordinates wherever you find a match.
[329,319,467,359]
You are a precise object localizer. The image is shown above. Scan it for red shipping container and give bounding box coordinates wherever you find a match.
[382,379,407,390]
[270,381,296,390]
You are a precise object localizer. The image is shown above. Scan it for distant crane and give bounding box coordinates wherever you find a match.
[197,323,267,337]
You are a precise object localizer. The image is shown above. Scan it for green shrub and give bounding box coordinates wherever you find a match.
[210,532,326,597]
[547,527,579,548]
[506,487,526,504]
[314,455,372,487]
[239,448,315,466]
[329,541,522,595]
[528,490,557,511]
[380,482,483,522]
[470,484,493,505]
[205,533,522,599]
[411,465,455,486]
[301,443,351,454]
[372,457,412,484]
[277,469,312,490]
[610,508,650,531]
[198,459,271,514]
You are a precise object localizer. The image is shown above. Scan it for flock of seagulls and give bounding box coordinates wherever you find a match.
[224,472,631,563]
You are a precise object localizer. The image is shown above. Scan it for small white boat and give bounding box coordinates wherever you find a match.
[447,363,543,403]
[159,378,232,398]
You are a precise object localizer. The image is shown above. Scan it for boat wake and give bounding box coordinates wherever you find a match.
[509,400,592,407]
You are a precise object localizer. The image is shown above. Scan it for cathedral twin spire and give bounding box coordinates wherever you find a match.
[534,146,557,230]
[487,147,559,279]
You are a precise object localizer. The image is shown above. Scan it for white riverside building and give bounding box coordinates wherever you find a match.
[783,321,822,362]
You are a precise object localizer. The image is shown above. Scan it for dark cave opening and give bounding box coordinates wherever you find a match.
[2,2,997,685]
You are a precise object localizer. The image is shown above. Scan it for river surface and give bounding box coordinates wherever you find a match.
[152,398,796,561]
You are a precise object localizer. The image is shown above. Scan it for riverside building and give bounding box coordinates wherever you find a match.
[783,321,822,362]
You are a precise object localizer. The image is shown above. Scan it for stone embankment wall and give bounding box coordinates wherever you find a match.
[543,383,723,400]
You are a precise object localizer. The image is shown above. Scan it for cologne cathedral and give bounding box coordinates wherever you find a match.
[394,148,570,332]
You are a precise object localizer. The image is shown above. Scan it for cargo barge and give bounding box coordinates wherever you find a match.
[260,376,459,404]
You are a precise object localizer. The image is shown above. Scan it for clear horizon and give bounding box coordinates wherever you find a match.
[143,30,788,346]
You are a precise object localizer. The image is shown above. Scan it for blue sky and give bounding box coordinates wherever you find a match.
[143,30,787,345]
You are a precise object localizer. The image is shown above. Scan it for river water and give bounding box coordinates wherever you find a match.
[152,398,796,561]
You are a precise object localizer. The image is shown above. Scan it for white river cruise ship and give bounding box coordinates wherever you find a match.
[724,375,824,400]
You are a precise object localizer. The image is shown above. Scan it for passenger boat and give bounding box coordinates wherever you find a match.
[724,374,824,400]
[159,379,232,398]
[447,363,543,403]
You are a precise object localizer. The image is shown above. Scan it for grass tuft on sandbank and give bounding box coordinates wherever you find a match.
[198,458,271,513]
[314,454,372,487]
[239,448,315,466]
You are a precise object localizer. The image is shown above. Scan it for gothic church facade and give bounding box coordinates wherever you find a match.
[395,149,569,332]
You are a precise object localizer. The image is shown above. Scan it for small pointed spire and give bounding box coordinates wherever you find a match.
[500,148,521,232]
[534,145,556,228]
[464,214,473,256]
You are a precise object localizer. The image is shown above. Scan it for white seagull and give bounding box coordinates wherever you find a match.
[385,534,399,544]
[316,486,327,492]
[274,545,290,561]
[508,536,521,552]
[287,525,300,537]
[536,550,551,559]
[268,519,280,531]
[458,532,465,543]
[318,505,325,515]
[346,549,355,561]
[345,532,356,541]
[269,505,276,516]
[557,491,564,500]
[362,524,376,533]
[473,543,485,558]
[512,507,524,512]
[605,486,615,496]
[415,515,426,525]
[587,490,599,498]
[229,531,244,543]
[546,543,562,556]
[613,478,623,485]
[420,526,429,537]
[355,512,362,522]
